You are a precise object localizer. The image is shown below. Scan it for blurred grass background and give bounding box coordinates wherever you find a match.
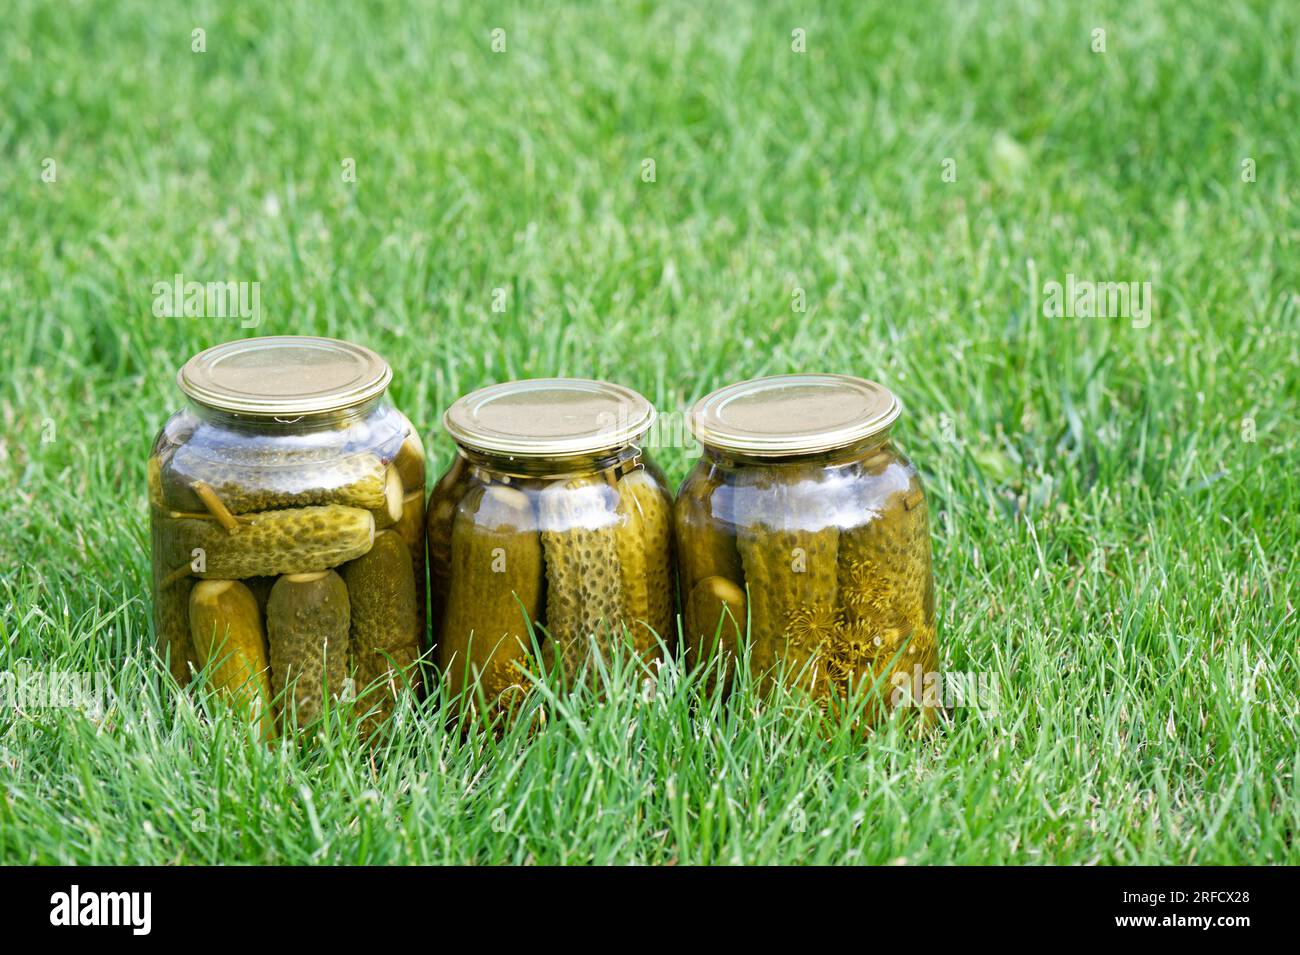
[0,0,1296,863]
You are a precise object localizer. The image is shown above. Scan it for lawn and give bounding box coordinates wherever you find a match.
[0,0,1296,864]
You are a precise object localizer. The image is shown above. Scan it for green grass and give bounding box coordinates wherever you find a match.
[1,0,1297,865]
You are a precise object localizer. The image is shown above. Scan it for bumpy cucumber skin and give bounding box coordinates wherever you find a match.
[163,445,391,516]
[169,505,375,579]
[734,466,841,695]
[266,571,351,725]
[614,466,675,659]
[684,575,746,697]
[341,530,421,730]
[439,484,544,713]
[539,475,623,679]
[188,580,274,739]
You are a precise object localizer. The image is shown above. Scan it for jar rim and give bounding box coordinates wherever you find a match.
[443,377,655,458]
[688,373,901,457]
[177,336,392,416]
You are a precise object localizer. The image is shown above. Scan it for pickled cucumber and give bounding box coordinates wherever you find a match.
[393,488,428,645]
[426,453,471,636]
[613,467,674,658]
[674,467,744,589]
[163,445,393,517]
[538,475,623,677]
[734,466,841,694]
[266,570,351,725]
[373,466,405,529]
[392,425,426,491]
[154,576,197,685]
[341,530,421,728]
[188,580,274,739]
[147,454,166,509]
[150,507,198,684]
[684,576,746,696]
[440,484,544,710]
[168,505,375,579]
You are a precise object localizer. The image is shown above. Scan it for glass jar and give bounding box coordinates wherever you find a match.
[148,337,427,735]
[429,378,674,715]
[677,374,937,723]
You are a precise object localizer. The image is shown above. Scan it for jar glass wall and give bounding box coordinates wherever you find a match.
[677,374,936,724]
[148,337,426,736]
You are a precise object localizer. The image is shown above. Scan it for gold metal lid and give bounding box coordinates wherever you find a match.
[444,378,655,458]
[688,373,901,457]
[177,337,392,416]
